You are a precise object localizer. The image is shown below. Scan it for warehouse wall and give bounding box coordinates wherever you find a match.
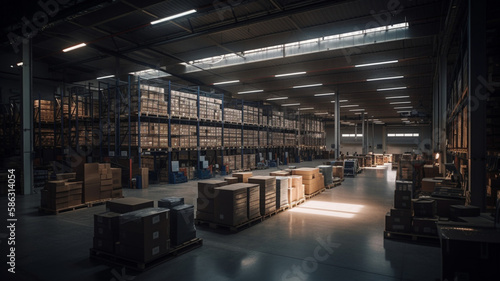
[325,124,432,155]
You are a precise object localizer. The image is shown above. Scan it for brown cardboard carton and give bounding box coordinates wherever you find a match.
[292,168,319,180]
[101,179,113,186]
[100,190,112,200]
[214,184,248,226]
[421,178,442,192]
[56,173,76,180]
[290,175,302,188]
[232,172,253,183]
[198,180,227,199]
[83,182,100,202]
[111,168,122,189]
[111,189,123,198]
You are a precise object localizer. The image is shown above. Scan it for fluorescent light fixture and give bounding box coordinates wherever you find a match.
[282,103,300,107]
[151,9,197,25]
[293,83,322,89]
[401,118,409,120]
[331,100,348,103]
[340,105,359,108]
[390,101,411,105]
[355,60,398,68]
[315,112,329,115]
[314,93,335,97]
[377,86,407,91]
[237,89,263,94]
[16,62,23,66]
[349,109,365,112]
[354,112,367,115]
[97,75,115,80]
[397,110,411,113]
[298,107,314,110]
[275,72,306,77]
[385,95,410,99]
[366,75,404,82]
[62,43,86,52]
[266,97,288,101]
[394,106,413,109]
[213,80,239,85]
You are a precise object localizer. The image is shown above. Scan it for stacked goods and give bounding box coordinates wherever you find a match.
[449,205,480,221]
[99,164,113,199]
[275,177,289,208]
[116,208,170,262]
[290,175,304,201]
[411,198,438,236]
[421,178,443,193]
[486,176,500,206]
[233,172,253,183]
[93,212,120,253]
[317,165,333,186]
[292,168,324,195]
[332,166,344,179]
[82,163,100,203]
[196,180,228,221]
[245,183,261,220]
[132,167,149,189]
[224,177,238,184]
[106,197,154,214]
[110,168,123,198]
[158,197,184,209]
[170,204,196,246]
[56,173,76,180]
[243,153,256,170]
[270,171,290,176]
[41,180,70,210]
[248,176,276,216]
[423,165,440,178]
[66,181,83,206]
[34,99,55,122]
[386,181,413,233]
[213,184,248,226]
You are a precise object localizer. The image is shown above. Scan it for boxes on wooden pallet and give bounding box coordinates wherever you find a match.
[93,212,120,253]
[43,180,70,210]
[396,180,413,192]
[412,217,438,236]
[288,187,298,203]
[332,166,344,179]
[106,197,154,214]
[275,177,289,208]
[317,165,333,186]
[170,204,196,246]
[56,173,76,181]
[66,181,83,206]
[292,168,323,195]
[110,168,122,189]
[428,196,466,217]
[214,184,248,226]
[270,171,290,177]
[117,208,170,262]
[224,177,238,184]
[233,172,253,183]
[449,205,480,221]
[423,165,440,178]
[248,176,276,216]
[412,199,436,217]
[385,212,412,233]
[111,189,123,198]
[244,183,260,219]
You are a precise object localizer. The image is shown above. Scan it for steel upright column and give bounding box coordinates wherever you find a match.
[197,87,201,174]
[334,92,340,159]
[362,112,366,154]
[468,0,487,210]
[220,94,225,174]
[137,78,141,168]
[241,100,244,170]
[22,39,33,195]
[167,81,172,176]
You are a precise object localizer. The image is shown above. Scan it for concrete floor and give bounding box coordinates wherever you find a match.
[0,160,441,281]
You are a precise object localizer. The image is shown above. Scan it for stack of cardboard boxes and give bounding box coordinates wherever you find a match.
[111,168,123,198]
[385,181,413,233]
[66,181,83,206]
[232,172,253,183]
[93,212,120,254]
[196,180,228,221]
[317,165,333,186]
[292,168,324,195]
[245,183,261,220]
[82,163,100,203]
[223,177,238,184]
[99,164,113,200]
[290,175,304,202]
[213,184,249,226]
[159,198,196,246]
[248,176,276,216]
[275,177,289,209]
[41,180,84,210]
[411,198,438,236]
[332,166,344,179]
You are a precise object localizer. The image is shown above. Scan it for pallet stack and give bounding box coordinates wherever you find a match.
[170,204,196,246]
[292,168,324,195]
[385,181,413,233]
[66,181,83,206]
[82,163,100,202]
[196,180,228,222]
[99,164,113,200]
[93,212,121,254]
[275,177,289,209]
[223,177,238,184]
[110,168,123,198]
[290,175,304,202]
[213,184,249,226]
[248,176,277,216]
[411,198,438,236]
[332,166,344,179]
[233,172,253,183]
[245,183,261,220]
[317,165,333,187]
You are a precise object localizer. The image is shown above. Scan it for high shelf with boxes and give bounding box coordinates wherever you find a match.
[0,96,21,159]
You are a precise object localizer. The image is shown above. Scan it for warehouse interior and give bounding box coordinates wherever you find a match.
[0,0,499,280]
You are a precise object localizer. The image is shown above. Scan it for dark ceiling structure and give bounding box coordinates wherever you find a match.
[1,0,449,125]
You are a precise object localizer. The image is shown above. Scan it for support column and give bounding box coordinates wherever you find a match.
[439,55,448,164]
[382,125,387,153]
[334,93,340,159]
[468,0,487,210]
[22,39,33,195]
[361,112,366,154]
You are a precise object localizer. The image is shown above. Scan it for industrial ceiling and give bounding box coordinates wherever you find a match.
[1,0,449,125]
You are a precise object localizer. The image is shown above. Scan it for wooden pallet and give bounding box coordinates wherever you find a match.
[326,181,342,189]
[305,188,325,199]
[290,198,306,208]
[195,216,262,233]
[89,238,203,271]
[262,205,290,219]
[383,231,439,243]
[39,198,115,215]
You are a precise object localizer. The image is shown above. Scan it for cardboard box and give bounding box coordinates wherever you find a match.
[100,190,112,200]
[248,176,277,216]
[412,199,436,217]
[421,178,442,193]
[275,177,289,208]
[332,166,344,179]
[198,180,227,199]
[390,208,412,218]
[195,211,214,221]
[170,204,196,246]
[111,168,122,189]
[46,180,70,193]
[106,197,154,213]
[83,163,100,202]
[291,168,319,180]
[116,240,169,263]
[412,217,438,236]
[246,183,260,219]
[93,237,116,253]
[101,179,113,186]
[385,213,412,233]
[288,187,298,203]
[429,196,466,217]
[449,205,480,221]
[94,212,120,241]
[158,197,184,209]
[394,190,412,209]
[56,173,76,181]
[269,171,290,177]
[232,172,253,183]
[224,177,238,184]
[111,189,123,198]
[214,184,248,226]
